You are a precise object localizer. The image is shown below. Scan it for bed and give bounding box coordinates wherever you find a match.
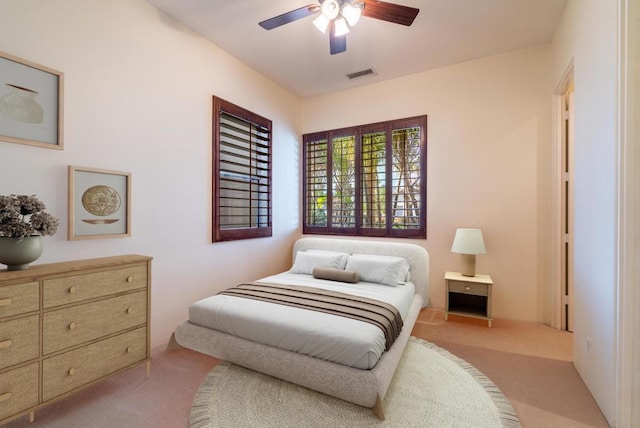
[170,237,429,420]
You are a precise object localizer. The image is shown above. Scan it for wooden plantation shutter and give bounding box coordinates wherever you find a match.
[213,97,272,242]
[330,132,357,232]
[304,135,329,230]
[303,116,426,239]
[389,118,425,237]
[361,129,387,234]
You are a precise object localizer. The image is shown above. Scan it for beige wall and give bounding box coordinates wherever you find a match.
[551,0,619,424]
[0,0,302,348]
[0,0,555,342]
[301,46,553,322]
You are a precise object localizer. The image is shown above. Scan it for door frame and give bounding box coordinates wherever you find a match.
[615,0,639,425]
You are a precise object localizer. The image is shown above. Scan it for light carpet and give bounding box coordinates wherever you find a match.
[190,337,520,427]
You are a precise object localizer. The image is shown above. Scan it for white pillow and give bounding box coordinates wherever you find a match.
[349,254,411,277]
[290,251,348,275]
[345,254,411,287]
[306,249,349,269]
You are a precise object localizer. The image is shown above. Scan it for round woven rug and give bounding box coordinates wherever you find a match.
[190,337,520,427]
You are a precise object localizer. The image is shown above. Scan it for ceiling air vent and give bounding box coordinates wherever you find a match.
[346,68,375,80]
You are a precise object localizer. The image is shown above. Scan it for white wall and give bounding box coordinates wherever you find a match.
[551,0,618,424]
[301,46,552,322]
[0,0,301,348]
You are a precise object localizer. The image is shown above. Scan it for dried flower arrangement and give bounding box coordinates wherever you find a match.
[0,194,59,240]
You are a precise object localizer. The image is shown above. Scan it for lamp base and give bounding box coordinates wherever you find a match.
[460,254,476,277]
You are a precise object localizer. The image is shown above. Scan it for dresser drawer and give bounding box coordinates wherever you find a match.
[449,281,489,296]
[0,363,39,422]
[43,266,147,308]
[42,327,147,402]
[43,291,147,355]
[0,282,39,319]
[0,315,39,370]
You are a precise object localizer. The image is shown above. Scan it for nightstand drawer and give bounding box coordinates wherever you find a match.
[449,281,488,296]
[42,327,147,402]
[43,291,147,355]
[0,315,39,370]
[0,282,39,319]
[43,266,147,308]
[0,363,39,422]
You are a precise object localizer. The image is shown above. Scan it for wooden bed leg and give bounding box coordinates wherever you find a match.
[372,395,385,421]
[166,333,184,351]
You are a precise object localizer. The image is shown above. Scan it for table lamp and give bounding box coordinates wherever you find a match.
[451,228,486,276]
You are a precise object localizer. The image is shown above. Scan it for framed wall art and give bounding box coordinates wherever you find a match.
[68,166,131,240]
[0,51,64,149]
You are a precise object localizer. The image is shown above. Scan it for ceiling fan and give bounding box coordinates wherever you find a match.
[258,0,420,55]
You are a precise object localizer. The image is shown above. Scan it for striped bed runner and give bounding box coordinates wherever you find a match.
[218,282,403,351]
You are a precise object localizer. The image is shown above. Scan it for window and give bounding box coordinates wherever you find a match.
[303,116,427,238]
[212,96,272,242]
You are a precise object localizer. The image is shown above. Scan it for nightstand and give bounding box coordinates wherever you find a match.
[444,271,493,327]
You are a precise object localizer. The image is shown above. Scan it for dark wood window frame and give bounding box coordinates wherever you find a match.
[212,96,272,242]
[303,115,427,239]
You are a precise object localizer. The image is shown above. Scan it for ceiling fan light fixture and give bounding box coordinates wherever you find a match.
[321,0,341,20]
[313,14,330,33]
[334,16,350,36]
[258,0,420,55]
[342,2,363,27]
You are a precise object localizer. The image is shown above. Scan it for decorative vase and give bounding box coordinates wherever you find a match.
[0,83,44,124]
[0,236,44,271]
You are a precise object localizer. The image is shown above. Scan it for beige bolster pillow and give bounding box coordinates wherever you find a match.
[312,267,359,283]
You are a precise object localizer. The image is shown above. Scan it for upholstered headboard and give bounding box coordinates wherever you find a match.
[292,237,429,308]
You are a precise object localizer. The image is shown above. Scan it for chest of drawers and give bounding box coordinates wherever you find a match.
[0,254,152,425]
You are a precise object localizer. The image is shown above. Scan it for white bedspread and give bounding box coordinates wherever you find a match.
[188,272,416,369]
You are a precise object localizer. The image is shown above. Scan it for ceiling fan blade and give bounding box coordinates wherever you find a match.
[329,26,347,55]
[362,0,419,26]
[259,4,320,30]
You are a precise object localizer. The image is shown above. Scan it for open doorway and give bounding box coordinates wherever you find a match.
[554,66,574,332]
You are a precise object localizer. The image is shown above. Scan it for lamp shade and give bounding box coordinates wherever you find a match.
[313,14,330,33]
[451,228,486,255]
[333,17,350,36]
[342,2,363,26]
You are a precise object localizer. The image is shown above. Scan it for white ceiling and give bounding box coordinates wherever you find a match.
[146,0,567,98]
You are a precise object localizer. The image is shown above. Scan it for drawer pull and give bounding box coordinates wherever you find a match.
[465,286,471,291]
[127,276,134,283]
[126,307,133,314]
[68,368,76,376]
[0,340,12,350]
[68,322,77,330]
[0,392,11,403]
[68,286,77,294]
[126,346,133,354]
[0,298,12,307]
